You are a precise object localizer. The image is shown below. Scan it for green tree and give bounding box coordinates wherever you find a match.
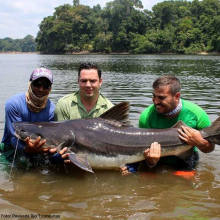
[20,35,36,52]
[73,0,79,7]
[34,0,220,54]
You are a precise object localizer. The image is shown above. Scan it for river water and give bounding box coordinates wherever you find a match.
[0,54,220,219]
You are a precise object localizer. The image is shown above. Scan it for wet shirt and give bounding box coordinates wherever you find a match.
[138,99,211,169]
[1,92,55,155]
[139,99,211,130]
[54,91,114,121]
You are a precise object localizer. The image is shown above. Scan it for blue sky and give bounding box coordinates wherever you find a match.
[0,0,164,39]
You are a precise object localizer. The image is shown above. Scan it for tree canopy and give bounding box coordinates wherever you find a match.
[0,35,36,52]
[3,0,220,54]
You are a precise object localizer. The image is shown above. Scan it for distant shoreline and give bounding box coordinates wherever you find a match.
[0,51,39,54]
[0,51,220,55]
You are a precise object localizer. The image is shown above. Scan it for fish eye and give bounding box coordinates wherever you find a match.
[19,130,28,138]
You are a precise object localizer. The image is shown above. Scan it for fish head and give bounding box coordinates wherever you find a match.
[13,122,42,141]
[13,121,46,141]
[16,128,39,141]
[13,121,76,150]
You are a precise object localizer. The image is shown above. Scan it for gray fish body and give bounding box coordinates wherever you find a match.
[13,102,220,172]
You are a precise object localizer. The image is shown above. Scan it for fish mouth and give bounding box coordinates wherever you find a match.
[14,128,27,140]
[14,130,20,139]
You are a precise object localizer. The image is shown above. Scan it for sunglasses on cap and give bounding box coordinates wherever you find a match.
[32,80,51,90]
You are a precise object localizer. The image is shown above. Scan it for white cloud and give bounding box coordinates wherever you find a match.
[0,0,163,39]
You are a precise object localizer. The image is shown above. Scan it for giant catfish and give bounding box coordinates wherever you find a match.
[13,102,220,173]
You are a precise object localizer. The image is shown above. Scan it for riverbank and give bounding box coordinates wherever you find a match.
[0,51,220,55]
[0,51,39,54]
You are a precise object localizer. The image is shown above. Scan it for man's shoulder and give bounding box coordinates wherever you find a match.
[57,93,77,104]
[47,99,55,109]
[182,99,201,108]
[181,99,210,128]
[6,92,25,106]
[140,104,155,117]
[4,92,27,114]
[98,94,114,107]
[139,104,155,128]
[182,99,207,114]
[9,92,25,100]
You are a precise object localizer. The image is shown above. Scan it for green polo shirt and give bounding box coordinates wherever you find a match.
[139,99,211,130]
[54,91,114,121]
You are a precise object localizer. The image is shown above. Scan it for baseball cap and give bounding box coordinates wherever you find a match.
[29,68,53,83]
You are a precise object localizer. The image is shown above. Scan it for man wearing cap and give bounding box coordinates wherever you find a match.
[0,68,61,164]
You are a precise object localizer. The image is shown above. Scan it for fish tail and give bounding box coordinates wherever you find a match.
[204,116,220,144]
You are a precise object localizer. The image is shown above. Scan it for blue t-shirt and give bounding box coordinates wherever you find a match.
[1,92,55,155]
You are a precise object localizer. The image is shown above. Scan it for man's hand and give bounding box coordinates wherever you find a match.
[24,136,49,154]
[49,147,71,164]
[120,142,161,175]
[144,142,161,167]
[24,136,72,163]
[178,126,215,153]
[120,163,139,175]
[58,147,71,163]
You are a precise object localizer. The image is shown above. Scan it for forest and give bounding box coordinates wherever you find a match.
[0,35,36,52]
[1,0,220,54]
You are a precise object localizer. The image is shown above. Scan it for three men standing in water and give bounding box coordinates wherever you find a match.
[0,64,214,172]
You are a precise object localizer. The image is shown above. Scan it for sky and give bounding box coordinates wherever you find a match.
[0,0,164,39]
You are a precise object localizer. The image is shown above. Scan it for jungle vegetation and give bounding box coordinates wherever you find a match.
[36,0,220,54]
[0,35,36,52]
[2,0,220,54]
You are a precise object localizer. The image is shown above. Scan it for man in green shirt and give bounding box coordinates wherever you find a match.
[55,62,113,121]
[121,75,214,175]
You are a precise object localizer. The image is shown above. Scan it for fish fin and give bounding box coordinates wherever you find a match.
[56,141,66,151]
[57,130,75,151]
[99,102,133,126]
[69,152,94,173]
[172,120,188,128]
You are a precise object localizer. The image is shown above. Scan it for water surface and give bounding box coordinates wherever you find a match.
[0,54,220,219]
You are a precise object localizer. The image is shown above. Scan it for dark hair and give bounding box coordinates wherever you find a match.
[78,62,102,79]
[153,75,181,96]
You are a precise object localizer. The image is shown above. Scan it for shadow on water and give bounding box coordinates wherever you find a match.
[0,54,220,219]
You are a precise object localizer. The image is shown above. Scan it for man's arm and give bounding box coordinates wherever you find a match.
[179,103,215,153]
[6,100,52,155]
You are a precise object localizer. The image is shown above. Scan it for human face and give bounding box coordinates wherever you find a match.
[152,86,180,115]
[31,77,51,98]
[78,69,102,100]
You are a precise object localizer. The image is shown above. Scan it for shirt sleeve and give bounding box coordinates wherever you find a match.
[54,100,68,121]
[4,99,26,155]
[106,100,114,109]
[47,101,55,121]
[197,109,211,129]
[139,106,152,128]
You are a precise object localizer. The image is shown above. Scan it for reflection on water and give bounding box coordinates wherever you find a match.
[0,54,220,219]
